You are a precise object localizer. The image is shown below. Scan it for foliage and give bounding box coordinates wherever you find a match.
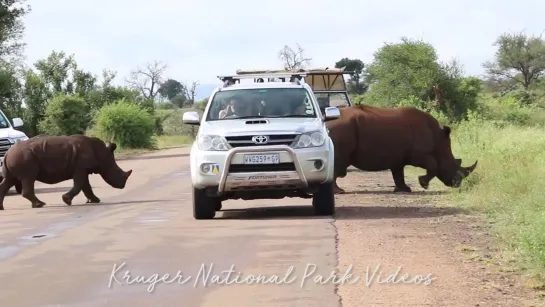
[483,32,545,91]
[432,116,545,281]
[38,93,88,135]
[363,37,480,120]
[335,58,366,94]
[0,0,30,60]
[93,99,156,149]
[158,78,185,100]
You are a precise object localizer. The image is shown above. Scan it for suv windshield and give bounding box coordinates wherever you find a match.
[206,88,317,121]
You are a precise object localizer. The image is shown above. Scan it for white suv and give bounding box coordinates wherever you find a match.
[0,109,28,194]
[182,73,340,219]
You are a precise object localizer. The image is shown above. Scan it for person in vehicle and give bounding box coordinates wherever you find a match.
[218,99,235,118]
[223,98,254,118]
[293,100,308,115]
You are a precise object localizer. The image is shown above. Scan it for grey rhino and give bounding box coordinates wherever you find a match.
[0,135,132,210]
[326,104,477,193]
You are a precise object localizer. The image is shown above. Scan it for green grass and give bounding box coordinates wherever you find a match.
[155,135,193,148]
[427,116,545,285]
[115,135,193,158]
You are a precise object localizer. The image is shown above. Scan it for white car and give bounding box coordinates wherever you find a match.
[182,72,340,219]
[0,109,29,193]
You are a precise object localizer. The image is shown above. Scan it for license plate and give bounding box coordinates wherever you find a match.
[243,154,280,164]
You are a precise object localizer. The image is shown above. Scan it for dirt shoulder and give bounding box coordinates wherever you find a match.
[334,170,543,307]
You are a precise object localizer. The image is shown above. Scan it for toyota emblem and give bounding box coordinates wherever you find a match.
[251,135,269,144]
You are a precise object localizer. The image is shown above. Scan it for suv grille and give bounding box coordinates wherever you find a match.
[225,134,298,148]
[0,138,11,158]
[229,163,296,173]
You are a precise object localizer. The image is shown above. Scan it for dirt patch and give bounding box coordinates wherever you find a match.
[334,170,543,307]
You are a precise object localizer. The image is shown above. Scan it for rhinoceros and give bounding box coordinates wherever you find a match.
[0,135,133,210]
[326,104,477,193]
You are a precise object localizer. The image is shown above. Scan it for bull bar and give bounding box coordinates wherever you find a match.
[217,145,309,193]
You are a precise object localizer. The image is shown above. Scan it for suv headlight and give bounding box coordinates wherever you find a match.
[8,136,29,144]
[197,135,229,151]
[293,131,326,148]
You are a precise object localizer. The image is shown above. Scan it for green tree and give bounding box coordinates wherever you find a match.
[335,58,366,94]
[0,0,30,124]
[21,69,50,136]
[34,50,77,94]
[38,94,88,135]
[86,70,139,113]
[483,32,545,92]
[0,63,22,119]
[364,37,478,119]
[158,78,185,100]
[0,0,31,60]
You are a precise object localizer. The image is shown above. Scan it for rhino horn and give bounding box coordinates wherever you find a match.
[460,160,478,178]
[126,170,133,177]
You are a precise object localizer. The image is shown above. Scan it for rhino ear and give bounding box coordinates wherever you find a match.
[443,126,451,137]
[105,142,117,152]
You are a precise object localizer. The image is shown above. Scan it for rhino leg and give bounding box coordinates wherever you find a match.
[0,176,16,210]
[333,178,345,194]
[62,171,88,206]
[391,167,411,193]
[82,181,100,204]
[415,155,438,190]
[20,179,46,208]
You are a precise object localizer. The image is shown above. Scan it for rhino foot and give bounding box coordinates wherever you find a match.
[394,186,412,193]
[86,197,100,204]
[418,176,429,190]
[31,201,46,208]
[0,205,4,210]
[334,186,345,194]
[62,194,73,206]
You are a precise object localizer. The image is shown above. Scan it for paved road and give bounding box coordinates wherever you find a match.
[0,148,341,307]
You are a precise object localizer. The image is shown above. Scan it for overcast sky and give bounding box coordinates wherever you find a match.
[22,0,544,88]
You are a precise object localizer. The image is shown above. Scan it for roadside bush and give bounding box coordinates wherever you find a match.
[38,94,89,135]
[156,101,177,110]
[93,99,156,149]
[477,95,536,126]
[443,115,545,279]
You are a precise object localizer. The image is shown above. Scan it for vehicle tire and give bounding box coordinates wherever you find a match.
[193,187,216,220]
[312,181,335,216]
[15,181,22,194]
[215,202,222,211]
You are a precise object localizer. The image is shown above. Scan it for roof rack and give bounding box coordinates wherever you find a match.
[217,67,355,89]
[218,72,308,88]
[235,67,355,75]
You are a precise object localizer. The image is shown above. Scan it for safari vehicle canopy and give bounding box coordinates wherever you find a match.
[232,67,354,111]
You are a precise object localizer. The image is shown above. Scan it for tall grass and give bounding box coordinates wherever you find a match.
[445,114,545,281]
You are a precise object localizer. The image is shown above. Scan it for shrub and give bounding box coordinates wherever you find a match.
[93,99,156,149]
[156,101,177,110]
[477,95,536,126]
[38,94,89,135]
[444,116,545,280]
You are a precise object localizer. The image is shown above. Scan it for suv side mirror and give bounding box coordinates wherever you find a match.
[323,107,340,121]
[182,111,200,125]
[12,117,24,128]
